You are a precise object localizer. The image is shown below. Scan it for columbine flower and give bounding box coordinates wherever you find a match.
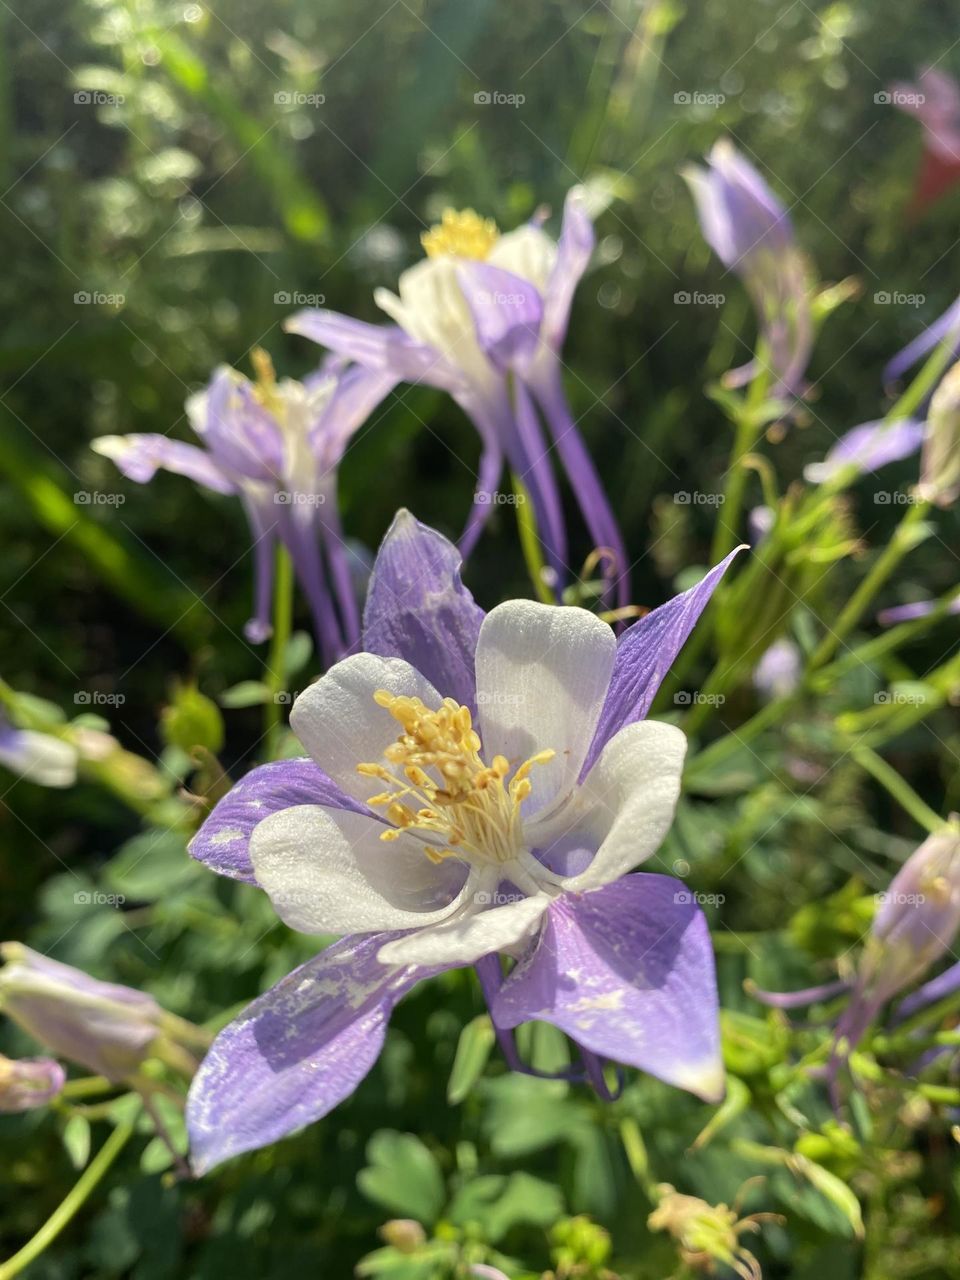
[185,511,743,1172]
[93,350,397,663]
[284,192,629,606]
[890,68,960,217]
[682,140,812,399]
[0,1053,65,1112]
[0,944,201,1083]
[0,714,77,788]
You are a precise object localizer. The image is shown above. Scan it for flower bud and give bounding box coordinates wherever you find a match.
[0,1053,65,1112]
[378,1220,426,1253]
[919,360,960,507]
[0,716,76,788]
[648,1184,775,1280]
[861,828,960,1003]
[0,944,195,1082]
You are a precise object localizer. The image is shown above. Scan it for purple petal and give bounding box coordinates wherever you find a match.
[543,187,595,349]
[240,494,278,645]
[878,592,960,625]
[583,547,744,774]
[803,419,925,484]
[884,294,960,383]
[284,310,463,392]
[749,977,852,1009]
[451,386,506,561]
[186,934,430,1173]
[91,434,236,495]
[457,261,544,372]
[0,1055,65,1112]
[363,510,485,711]
[189,759,365,884]
[309,363,400,467]
[490,875,723,1101]
[893,958,960,1023]
[200,369,285,482]
[684,141,792,270]
[510,378,568,577]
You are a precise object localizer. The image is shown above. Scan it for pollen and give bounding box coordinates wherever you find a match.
[421,208,499,260]
[356,691,553,865]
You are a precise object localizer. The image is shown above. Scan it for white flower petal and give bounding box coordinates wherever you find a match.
[290,653,442,803]
[250,804,469,935]
[488,225,556,292]
[475,601,616,817]
[376,893,550,967]
[0,731,78,788]
[541,720,687,893]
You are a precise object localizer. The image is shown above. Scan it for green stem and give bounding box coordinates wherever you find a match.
[852,745,945,835]
[0,1117,136,1280]
[711,370,770,563]
[618,1117,660,1203]
[264,544,294,749]
[809,501,929,670]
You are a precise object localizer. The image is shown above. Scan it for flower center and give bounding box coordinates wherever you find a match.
[420,208,499,260]
[356,691,553,866]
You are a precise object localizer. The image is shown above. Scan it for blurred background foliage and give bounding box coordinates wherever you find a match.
[2,0,960,1276]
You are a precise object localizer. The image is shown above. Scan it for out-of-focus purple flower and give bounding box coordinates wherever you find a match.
[185,512,744,1172]
[878,591,960,626]
[0,1053,65,1112]
[93,351,397,665]
[0,943,197,1083]
[0,714,77,788]
[918,359,960,505]
[884,293,960,384]
[285,194,630,607]
[803,418,926,485]
[683,140,812,399]
[890,69,960,217]
[753,638,801,700]
[753,826,960,1095]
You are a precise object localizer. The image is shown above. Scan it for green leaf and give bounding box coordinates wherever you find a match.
[447,1014,496,1104]
[448,1172,564,1243]
[219,680,271,709]
[357,1131,446,1225]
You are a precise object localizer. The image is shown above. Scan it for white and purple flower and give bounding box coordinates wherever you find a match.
[93,351,398,663]
[0,714,77,788]
[284,193,629,606]
[683,140,812,400]
[0,1053,65,1112]
[185,511,743,1172]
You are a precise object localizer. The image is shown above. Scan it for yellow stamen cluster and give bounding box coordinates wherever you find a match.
[421,208,499,260]
[250,347,283,418]
[356,691,553,865]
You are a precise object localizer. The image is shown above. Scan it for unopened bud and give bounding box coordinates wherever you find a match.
[920,362,960,507]
[0,1053,65,1112]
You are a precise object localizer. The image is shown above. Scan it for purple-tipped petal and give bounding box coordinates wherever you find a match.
[543,187,595,350]
[189,759,365,884]
[186,934,431,1173]
[457,261,544,372]
[363,510,485,710]
[877,592,960,626]
[894,958,960,1023]
[91,434,236,495]
[490,875,723,1101]
[583,547,744,773]
[803,419,925,484]
[285,310,463,392]
[884,295,960,383]
[749,977,852,1009]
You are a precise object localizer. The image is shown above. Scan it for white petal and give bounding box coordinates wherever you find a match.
[0,732,77,788]
[250,804,468,935]
[475,601,616,817]
[541,720,687,893]
[376,893,550,967]
[290,653,442,803]
[488,225,556,292]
